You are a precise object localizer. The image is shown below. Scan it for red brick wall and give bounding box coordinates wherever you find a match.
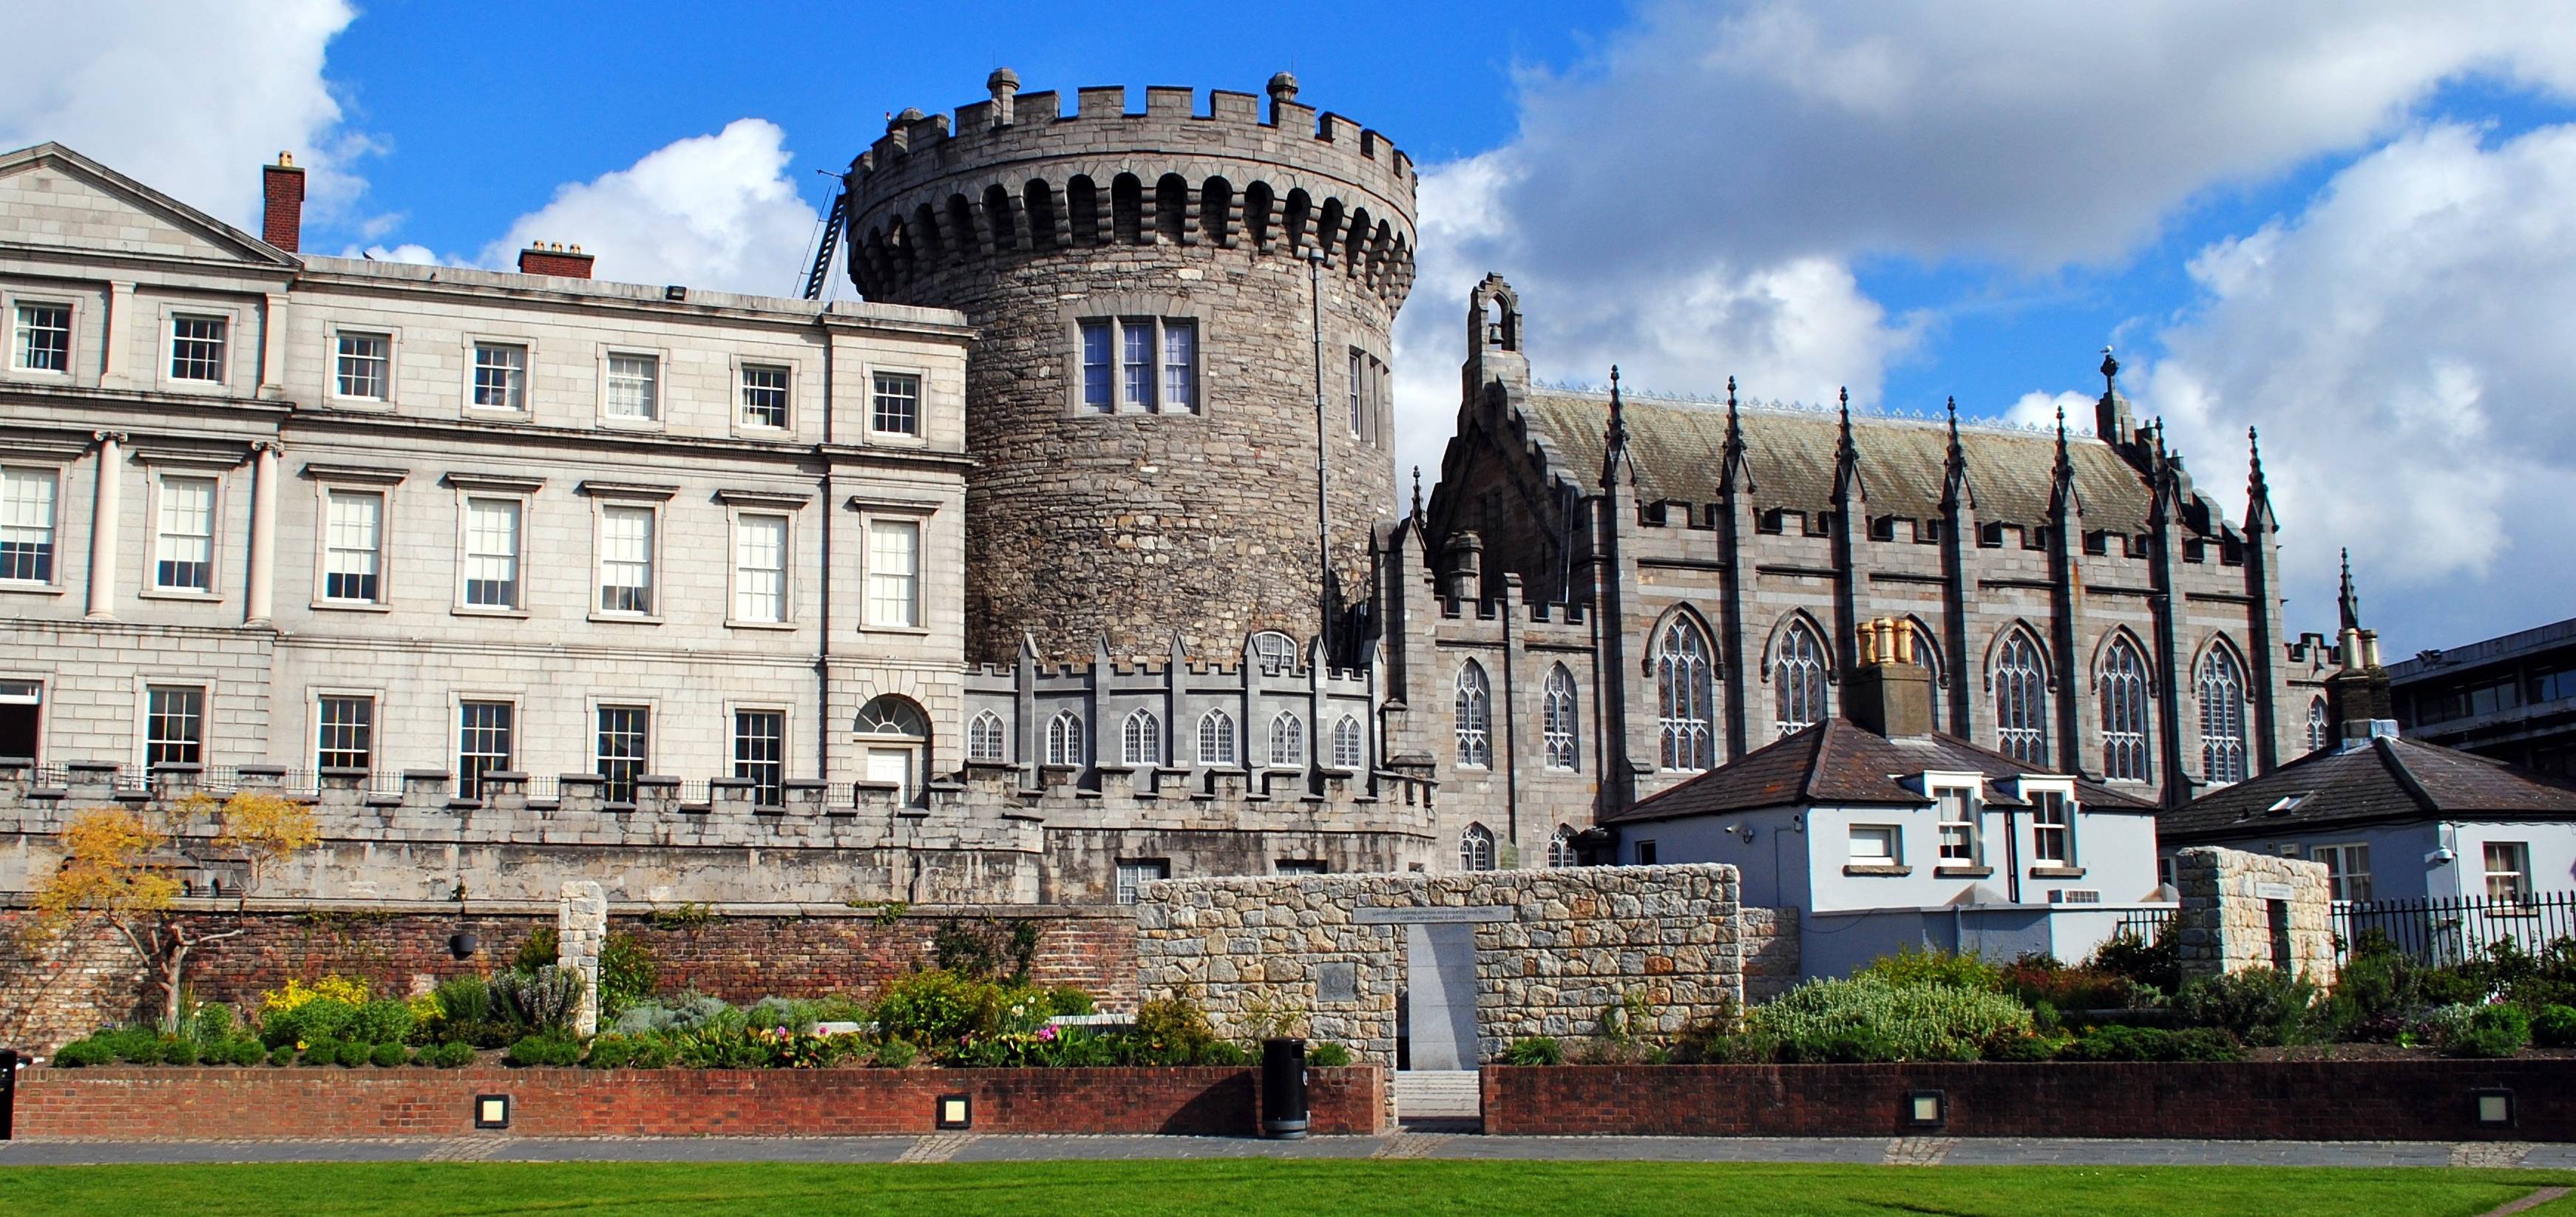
[261,163,304,251]
[1482,1061,2576,1141]
[15,1065,1385,1139]
[0,908,1138,1052]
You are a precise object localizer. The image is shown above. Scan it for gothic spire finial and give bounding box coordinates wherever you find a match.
[1410,464,1423,521]
[1600,365,1630,492]
[2339,547,2362,633]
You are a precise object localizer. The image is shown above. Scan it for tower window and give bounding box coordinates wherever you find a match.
[1077,317,1200,414]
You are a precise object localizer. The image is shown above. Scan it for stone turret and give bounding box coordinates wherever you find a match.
[846,72,1418,664]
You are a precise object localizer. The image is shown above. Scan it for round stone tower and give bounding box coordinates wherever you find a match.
[845,71,1417,664]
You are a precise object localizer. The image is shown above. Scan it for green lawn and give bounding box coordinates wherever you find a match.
[0,1161,2569,1217]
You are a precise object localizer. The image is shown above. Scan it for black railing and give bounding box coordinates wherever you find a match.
[2115,908,2177,940]
[2336,892,2576,964]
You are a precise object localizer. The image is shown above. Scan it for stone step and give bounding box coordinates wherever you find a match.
[1394,1069,1482,1119]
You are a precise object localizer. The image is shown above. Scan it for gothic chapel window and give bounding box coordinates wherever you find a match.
[2101,637,2153,783]
[2200,648,2249,784]
[1774,620,1828,737]
[1455,660,1493,767]
[1993,631,2049,765]
[1657,619,1715,770]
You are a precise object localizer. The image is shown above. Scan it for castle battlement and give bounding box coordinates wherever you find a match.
[845,72,1417,311]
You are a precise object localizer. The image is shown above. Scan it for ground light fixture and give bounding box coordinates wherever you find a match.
[474,1094,511,1130]
[1905,1091,1946,1128]
[2474,1089,2515,1128]
[937,1094,972,1130]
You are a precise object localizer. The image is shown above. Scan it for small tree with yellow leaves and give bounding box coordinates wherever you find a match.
[28,790,319,1030]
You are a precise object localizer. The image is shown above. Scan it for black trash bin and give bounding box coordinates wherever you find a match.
[1,1048,18,1142]
[1259,1037,1308,1139]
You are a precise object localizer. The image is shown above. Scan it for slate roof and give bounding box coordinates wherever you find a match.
[2160,734,2576,841]
[1519,390,2163,535]
[1601,719,2158,825]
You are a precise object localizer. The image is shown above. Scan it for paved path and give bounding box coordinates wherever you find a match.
[4,1134,2575,1168]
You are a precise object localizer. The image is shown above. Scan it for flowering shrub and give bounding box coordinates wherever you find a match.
[260,976,370,1017]
[1751,975,2033,1062]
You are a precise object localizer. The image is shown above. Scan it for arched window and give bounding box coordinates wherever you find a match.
[1455,660,1493,767]
[1332,715,1364,769]
[2307,696,2329,753]
[1545,825,1576,868]
[1542,664,1579,770]
[1460,823,1496,872]
[1993,631,2050,765]
[1197,708,1237,766]
[1775,619,1828,736]
[966,711,1006,762]
[2200,647,2248,784]
[1910,621,1947,728]
[1269,712,1305,767]
[2099,637,2152,783]
[1121,708,1162,767]
[1252,631,1298,674]
[1656,618,1715,770]
[1045,709,1084,767]
[858,695,932,802]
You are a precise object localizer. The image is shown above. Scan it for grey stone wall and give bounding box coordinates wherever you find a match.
[1740,904,1803,1004]
[1133,864,1749,1079]
[2175,846,2339,986]
[556,880,606,1037]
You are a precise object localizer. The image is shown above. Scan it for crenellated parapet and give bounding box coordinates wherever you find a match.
[847,72,1417,309]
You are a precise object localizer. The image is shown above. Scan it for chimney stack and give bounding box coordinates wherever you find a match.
[262,152,305,252]
[1847,616,1934,740]
[516,242,596,279]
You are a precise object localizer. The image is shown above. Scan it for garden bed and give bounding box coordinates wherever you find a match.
[12,1065,1388,1139]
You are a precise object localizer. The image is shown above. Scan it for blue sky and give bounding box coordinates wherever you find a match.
[9,0,2576,657]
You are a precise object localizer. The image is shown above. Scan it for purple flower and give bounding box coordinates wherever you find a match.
[1038,1026,1058,1042]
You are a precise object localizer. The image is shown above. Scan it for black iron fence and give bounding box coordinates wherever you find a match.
[2336,892,2576,964]
[2115,908,2176,940]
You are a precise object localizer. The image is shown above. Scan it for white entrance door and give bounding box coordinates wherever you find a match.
[864,746,913,801]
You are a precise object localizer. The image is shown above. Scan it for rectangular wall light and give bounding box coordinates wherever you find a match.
[474,1094,511,1130]
[936,1094,972,1130]
[2474,1089,2515,1128]
[1905,1090,1946,1128]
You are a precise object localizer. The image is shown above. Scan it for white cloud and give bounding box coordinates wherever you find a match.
[0,1,365,230]
[2004,391,2093,432]
[477,120,823,298]
[2141,122,2576,647]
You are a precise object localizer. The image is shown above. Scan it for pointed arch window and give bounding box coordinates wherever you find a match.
[1656,618,1716,770]
[1197,708,1238,766]
[1332,715,1365,769]
[1542,664,1579,770]
[1269,712,1305,767]
[1775,620,1828,737]
[1545,825,1576,868]
[2306,696,2329,753]
[2200,647,2249,784]
[1994,631,2049,765]
[2100,637,2153,783]
[1460,823,1497,872]
[1121,708,1162,767]
[1045,709,1085,767]
[1910,622,1946,728]
[967,711,1007,763]
[1455,660,1493,767]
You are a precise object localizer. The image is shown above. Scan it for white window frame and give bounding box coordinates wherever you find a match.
[1268,711,1305,769]
[0,463,65,591]
[967,710,1008,763]
[725,507,794,628]
[0,675,48,764]
[138,681,209,771]
[1850,824,1902,866]
[736,359,796,434]
[597,347,665,427]
[464,337,532,417]
[140,467,223,600]
[728,703,790,806]
[1542,663,1579,771]
[1071,315,1201,415]
[2099,637,2154,784]
[453,693,519,801]
[590,699,655,804]
[2027,786,2077,867]
[2484,841,2532,904]
[1045,709,1085,768]
[1460,824,1497,872]
[308,468,404,611]
[857,510,925,632]
[326,327,397,405]
[1120,708,1163,767]
[1330,714,1364,770]
[2310,841,2373,903]
[1454,660,1492,769]
[310,689,379,773]
[6,293,80,381]
[449,476,537,617]
[1197,708,1238,767]
[1934,784,1981,867]
[588,495,665,623]
[865,364,926,441]
[159,305,238,392]
[1114,858,1170,906]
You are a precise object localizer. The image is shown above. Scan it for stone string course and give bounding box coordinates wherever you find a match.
[2174,846,2338,986]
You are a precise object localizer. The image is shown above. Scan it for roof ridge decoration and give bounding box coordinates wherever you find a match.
[1832,386,1865,504]
[1720,375,1755,496]
[1942,396,1976,512]
[1528,379,2096,438]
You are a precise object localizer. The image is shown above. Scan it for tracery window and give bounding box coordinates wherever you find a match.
[1993,630,2050,765]
[1455,660,1493,767]
[1775,619,1828,736]
[2101,637,2153,782]
[2200,647,2248,784]
[1656,619,1715,770]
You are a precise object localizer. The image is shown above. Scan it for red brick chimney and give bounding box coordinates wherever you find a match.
[262,152,305,252]
[517,242,596,279]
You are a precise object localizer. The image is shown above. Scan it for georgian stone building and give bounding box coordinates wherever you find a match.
[0,72,2336,910]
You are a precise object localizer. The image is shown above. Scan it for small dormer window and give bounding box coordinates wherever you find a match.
[1936,787,1978,864]
[2030,788,2073,866]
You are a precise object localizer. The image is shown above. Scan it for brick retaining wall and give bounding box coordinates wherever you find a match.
[0,906,1139,1052]
[1481,1061,2574,1141]
[15,1065,1383,1139]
